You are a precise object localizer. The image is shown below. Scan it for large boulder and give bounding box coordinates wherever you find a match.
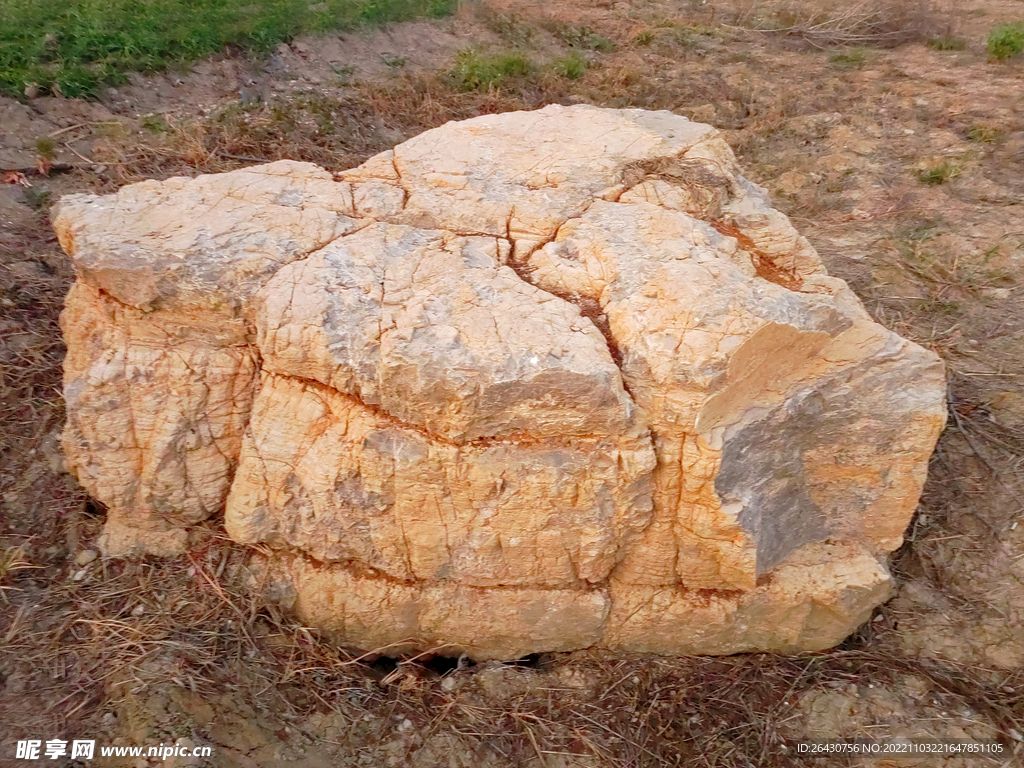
[56,105,947,658]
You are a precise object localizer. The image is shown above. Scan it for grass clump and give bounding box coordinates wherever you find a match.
[448,49,533,92]
[0,0,457,98]
[553,51,588,80]
[965,124,1002,144]
[632,23,715,52]
[828,48,869,68]
[34,136,56,159]
[476,8,537,47]
[987,23,1024,60]
[380,53,407,69]
[541,20,616,52]
[632,28,657,47]
[927,34,966,50]
[140,113,171,133]
[917,160,961,185]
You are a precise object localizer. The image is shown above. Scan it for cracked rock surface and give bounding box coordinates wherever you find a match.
[56,105,947,658]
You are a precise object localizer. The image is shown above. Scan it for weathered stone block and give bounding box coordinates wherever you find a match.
[57,105,946,656]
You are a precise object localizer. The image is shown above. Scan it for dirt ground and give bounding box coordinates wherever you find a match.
[2,1,1024,766]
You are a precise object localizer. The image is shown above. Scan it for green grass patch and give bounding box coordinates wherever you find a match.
[828,48,869,69]
[917,161,961,185]
[34,136,56,159]
[631,23,716,52]
[140,113,170,133]
[987,23,1024,60]
[448,49,533,92]
[20,187,52,210]
[553,51,587,80]
[927,35,966,51]
[631,29,656,47]
[0,0,457,98]
[540,20,616,53]
[965,124,1002,144]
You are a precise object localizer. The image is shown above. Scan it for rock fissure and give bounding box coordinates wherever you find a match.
[710,218,802,290]
[496,198,638,394]
[263,369,634,451]
[260,544,619,594]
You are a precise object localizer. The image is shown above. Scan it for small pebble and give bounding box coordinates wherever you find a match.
[75,549,98,566]
[131,604,146,617]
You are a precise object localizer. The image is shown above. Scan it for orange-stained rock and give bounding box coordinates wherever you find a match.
[225,372,654,587]
[58,105,947,656]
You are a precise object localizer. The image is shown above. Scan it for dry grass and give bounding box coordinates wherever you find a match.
[0,544,37,603]
[4,538,1022,765]
[734,0,943,49]
[3,516,1021,763]
[68,76,560,187]
[0,262,68,443]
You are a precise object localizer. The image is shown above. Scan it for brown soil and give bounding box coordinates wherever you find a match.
[2,1,1023,766]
